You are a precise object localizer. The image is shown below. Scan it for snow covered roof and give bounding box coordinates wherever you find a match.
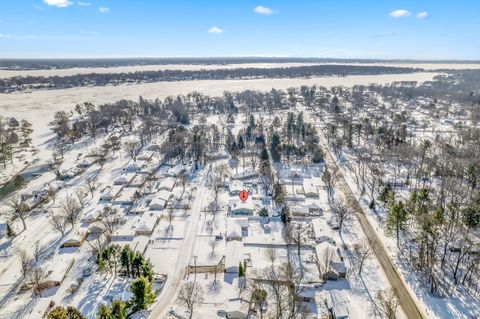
[114,176,129,184]
[229,180,244,194]
[290,205,310,216]
[225,240,244,271]
[149,198,166,210]
[315,241,338,263]
[326,290,349,319]
[158,177,176,191]
[229,198,255,214]
[83,210,99,223]
[135,213,158,235]
[303,180,319,197]
[167,164,186,177]
[45,255,75,284]
[157,189,171,202]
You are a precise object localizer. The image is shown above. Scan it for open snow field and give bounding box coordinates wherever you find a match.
[0,62,476,78]
[0,63,324,78]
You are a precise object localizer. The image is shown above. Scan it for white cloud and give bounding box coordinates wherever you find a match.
[43,0,73,8]
[254,5,274,15]
[208,26,224,34]
[80,29,98,35]
[389,9,411,18]
[417,11,429,19]
[99,6,110,13]
[0,34,12,38]
[77,1,90,6]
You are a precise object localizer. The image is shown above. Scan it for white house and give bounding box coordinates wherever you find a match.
[312,218,335,244]
[229,198,254,216]
[229,181,244,196]
[114,176,129,186]
[157,189,172,202]
[135,213,158,236]
[226,218,249,240]
[113,188,138,205]
[149,198,167,211]
[303,181,319,198]
[290,205,310,217]
[158,177,176,192]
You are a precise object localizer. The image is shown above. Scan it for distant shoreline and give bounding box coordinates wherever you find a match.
[1,57,480,71]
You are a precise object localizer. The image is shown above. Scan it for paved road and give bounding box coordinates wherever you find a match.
[149,180,206,318]
[315,127,427,319]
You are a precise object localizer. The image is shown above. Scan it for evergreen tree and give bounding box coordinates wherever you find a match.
[96,305,112,319]
[6,222,16,238]
[238,262,244,277]
[110,300,128,319]
[48,306,86,319]
[386,200,408,246]
[280,206,291,224]
[273,182,286,207]
[130,277,156,312]
[260,147,269,161]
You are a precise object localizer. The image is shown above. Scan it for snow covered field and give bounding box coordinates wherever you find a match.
[0,62,475,78]
[0,63,324,78]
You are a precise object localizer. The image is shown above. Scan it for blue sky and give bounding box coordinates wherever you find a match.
[0,0,479,59]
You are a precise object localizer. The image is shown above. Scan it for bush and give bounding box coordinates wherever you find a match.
[259,208,268,217]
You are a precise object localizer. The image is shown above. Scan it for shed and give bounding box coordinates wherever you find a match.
[326,290,349,319]
[291,206,310,217]
[61,231,88,248]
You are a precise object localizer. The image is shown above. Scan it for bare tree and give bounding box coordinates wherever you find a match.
[265,247,277,267]
[33,241,42,263]
[75,187,87,208]
[124,139,141,162]
[178,281,204,317]
[100,210,121,237]
[19,249,33,278]
[209,240,218,256]
[179,171,188,199]
[7,196,30,231]
[60,196,82,228]
[30,267,47,297]
[50,214,68,237]
[333,201,352,234]
[322,165,339,197]
[353,239,374,275]
[317,245,336,281]
[86,174,97,198]
[46,186,57,204]
[285,223,307,256]
[376,289,399,319]
[167,206,174,229]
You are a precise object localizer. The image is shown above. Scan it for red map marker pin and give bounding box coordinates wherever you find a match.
[239,190,249,202]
